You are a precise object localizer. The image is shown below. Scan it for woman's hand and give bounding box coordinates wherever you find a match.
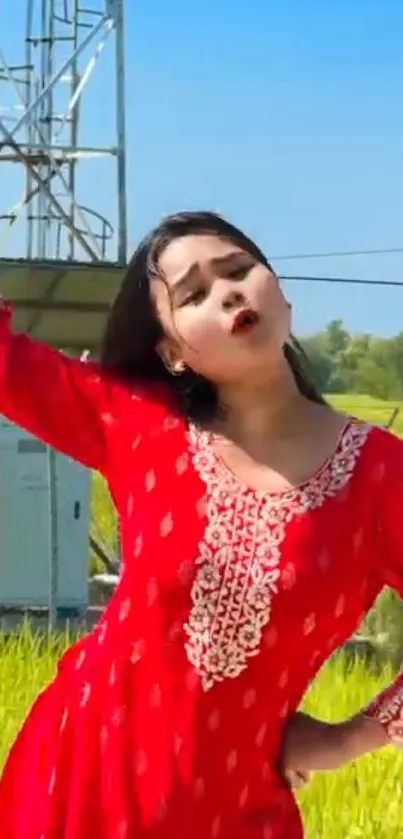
[280,711,389,780]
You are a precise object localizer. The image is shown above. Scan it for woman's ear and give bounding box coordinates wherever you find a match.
[156,339,186,376]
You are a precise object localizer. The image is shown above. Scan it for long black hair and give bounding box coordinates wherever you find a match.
[101,210,324,422]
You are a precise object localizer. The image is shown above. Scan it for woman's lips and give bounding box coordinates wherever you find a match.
[231,308,260,335]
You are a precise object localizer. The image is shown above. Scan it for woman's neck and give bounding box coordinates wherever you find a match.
[215,357,321,445]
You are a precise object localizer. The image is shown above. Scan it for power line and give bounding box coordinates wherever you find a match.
[280,274,403,287]
[274,246,403,261]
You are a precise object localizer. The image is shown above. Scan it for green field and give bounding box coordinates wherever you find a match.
[3,394,403,836]
[327,393,403,436]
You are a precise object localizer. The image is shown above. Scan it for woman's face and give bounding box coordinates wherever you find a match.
[151,233,290,385]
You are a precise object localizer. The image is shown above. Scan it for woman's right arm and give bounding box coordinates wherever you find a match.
[0,301,124,473]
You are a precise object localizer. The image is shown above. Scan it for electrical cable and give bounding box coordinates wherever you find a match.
[280,274,403,287]
[274,246,403,261]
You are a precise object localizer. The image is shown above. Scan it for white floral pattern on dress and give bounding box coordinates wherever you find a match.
[185,420,370,691]
[365,675,403,747]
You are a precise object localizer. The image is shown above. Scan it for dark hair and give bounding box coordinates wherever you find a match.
[100,210,324,422]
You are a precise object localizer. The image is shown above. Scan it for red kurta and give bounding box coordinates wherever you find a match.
[0,303,402,839]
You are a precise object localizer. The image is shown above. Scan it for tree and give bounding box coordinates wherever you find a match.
[300,335,332,392]
[300,320,403,400]
[325,319,349,357]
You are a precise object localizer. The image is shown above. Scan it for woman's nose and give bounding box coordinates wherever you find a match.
[221,289,246,311]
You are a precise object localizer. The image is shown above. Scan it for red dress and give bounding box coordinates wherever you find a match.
[0,302,403,839]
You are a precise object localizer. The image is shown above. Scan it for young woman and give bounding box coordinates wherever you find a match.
[0,211,401,839]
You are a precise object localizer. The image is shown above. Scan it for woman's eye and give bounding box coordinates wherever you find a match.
[182,288,206,306]
[229,263,252,279]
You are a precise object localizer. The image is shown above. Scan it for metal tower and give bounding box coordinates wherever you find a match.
[0,1,125,631]
[0,0,127,266]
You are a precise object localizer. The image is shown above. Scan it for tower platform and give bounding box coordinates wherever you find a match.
[0,258,126,351]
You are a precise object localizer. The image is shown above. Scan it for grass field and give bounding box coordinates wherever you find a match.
[3,394,403,836]
[327,393,403,437]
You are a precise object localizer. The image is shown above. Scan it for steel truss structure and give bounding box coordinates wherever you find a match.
[0,0,127,265]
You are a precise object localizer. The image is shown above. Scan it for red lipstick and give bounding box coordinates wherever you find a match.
[231,308,259,335]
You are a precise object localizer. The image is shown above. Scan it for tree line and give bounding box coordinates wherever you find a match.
[301,319,403,399]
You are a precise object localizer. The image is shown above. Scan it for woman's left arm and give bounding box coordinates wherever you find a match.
[283,428,403,775]
[281,710,389,777]
[358,429,403,750]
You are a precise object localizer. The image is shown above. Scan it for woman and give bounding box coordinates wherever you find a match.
[0,210,401,839]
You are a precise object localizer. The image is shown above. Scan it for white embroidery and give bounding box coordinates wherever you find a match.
[75,649,86,669]
[119,598,131,622]
[130,638,146,664]
[97,620,107,645]
[303,612,316,636]
[163,415,180,432]
[366,681,403,735]
[185,421,369,691]
[256,722,268,747]
[111,706,125,727]
[243,688,257,709]
[175,452,189,475]
[80,682,91,707]
[48,768,56,795]
[127,494,135,517]
[226,749,238,772]
[147,577,158,606]
[334,593,346,618]
[145,470,156,491]
[160,512,173,537]
[239,784,249,808]
[60,707,69,732]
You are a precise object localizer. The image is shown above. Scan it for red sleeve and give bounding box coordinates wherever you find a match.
[374,427,403,597]
[0,302,132,473]
[363,428,403,744]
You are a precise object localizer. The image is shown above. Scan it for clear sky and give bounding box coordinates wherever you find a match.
[1,0,403,337]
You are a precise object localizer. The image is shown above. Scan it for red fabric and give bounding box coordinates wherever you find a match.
[365,673,403,745]
[0,303,402,839]
[363,443,403,745]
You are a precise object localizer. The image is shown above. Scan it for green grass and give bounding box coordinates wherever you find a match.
[0,626,69,766]
[0,630,402,837]
[327,393,403,437]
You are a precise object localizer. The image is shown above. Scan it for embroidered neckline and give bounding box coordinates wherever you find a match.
[184,418,371,691]
[187,417,360,500]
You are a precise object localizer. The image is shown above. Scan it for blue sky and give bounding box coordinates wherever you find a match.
[1,0,403,336]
